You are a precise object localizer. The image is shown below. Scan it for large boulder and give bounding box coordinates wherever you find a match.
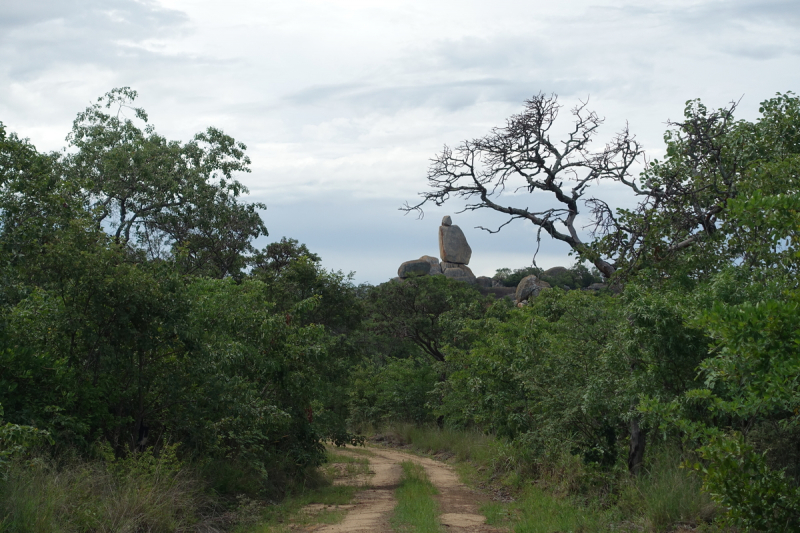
[515,275,551,302]
[443,264,476,284]
[543,266,569,277]
[439,224,472,264]
[398,259,431,278]
[476,276,493,288]
[419,255,443,275]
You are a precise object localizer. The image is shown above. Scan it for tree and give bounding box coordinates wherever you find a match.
[404,92,768,281]
[364,276,488,363]
[65,88,267,279]
[404,93,642,278]
[407,91,800,473]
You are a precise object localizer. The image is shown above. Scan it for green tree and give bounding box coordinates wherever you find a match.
[364,276,488,363]
[65,88,267,279]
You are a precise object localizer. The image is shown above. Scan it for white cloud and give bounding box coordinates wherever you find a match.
[2,0,799,283]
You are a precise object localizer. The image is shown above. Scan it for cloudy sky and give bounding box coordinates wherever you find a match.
[2,0,799,283]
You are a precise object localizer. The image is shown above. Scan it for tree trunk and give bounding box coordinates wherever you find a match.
[628,417,646,475]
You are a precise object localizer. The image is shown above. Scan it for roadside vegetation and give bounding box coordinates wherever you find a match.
[390,462,442,533]
[2,88,799,532]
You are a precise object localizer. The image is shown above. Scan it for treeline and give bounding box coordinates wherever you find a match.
[0,90,365,508]
[1,89,799,532]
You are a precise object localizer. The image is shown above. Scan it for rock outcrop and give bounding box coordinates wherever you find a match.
[515,275,551,303]
[419,255,443,275]
[397,259,431,278]
[438,217,472,265]
[395,216,477,284]
[476,276,493,288]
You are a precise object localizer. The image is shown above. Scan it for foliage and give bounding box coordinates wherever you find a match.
[493,262,602,288]
[696,435,800,532]
[347,357,438,429]
[364,275,489,363]
[390,462,442,533]
[0,89,364,498]
[0,404,52,475]
[439,290,628,464]
[64,87,267,279]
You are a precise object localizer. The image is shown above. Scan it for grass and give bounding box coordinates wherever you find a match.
[376,424,723,533]
[0,453,214,533]
[0,445,370,533]
[390,461,443,533]
[320,448,371,480]
[616,447,717,532]
[482,485,612,533]
[238,484,357,532]
[238,446,368,532]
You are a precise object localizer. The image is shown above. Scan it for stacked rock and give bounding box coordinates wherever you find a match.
[395,216,476,284]
[438,216,475,283]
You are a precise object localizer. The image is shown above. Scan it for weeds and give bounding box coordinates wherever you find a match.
[391,461,442,533]
[377,424,722,533]
[0,452,214,533]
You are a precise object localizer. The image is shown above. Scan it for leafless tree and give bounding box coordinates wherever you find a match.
[404,93,742,280]
[404,93,643,278]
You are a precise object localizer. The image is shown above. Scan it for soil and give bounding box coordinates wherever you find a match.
[308,446,505,533]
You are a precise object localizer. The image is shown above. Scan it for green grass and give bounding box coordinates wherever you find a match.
[0,454,211,533]
[391,461,443,533]
[238,484,357,532]
[239,448,367,532]
[482,485,613,533]
[378,424,723,533]
[617,447,718,532]
[321,449,371,480]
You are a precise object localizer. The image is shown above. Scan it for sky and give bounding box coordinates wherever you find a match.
[2,0,799,284]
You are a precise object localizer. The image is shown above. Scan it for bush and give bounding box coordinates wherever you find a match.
[348,358,438,429]
[0,452,213,533]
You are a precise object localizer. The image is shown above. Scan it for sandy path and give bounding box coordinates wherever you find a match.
[316,446,503,533]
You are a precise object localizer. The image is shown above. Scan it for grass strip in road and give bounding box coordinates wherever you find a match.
[391,461,443,533]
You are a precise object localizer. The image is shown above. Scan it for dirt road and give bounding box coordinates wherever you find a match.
[316,446,504,533]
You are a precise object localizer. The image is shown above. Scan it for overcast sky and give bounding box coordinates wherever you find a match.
[2,0,799,283]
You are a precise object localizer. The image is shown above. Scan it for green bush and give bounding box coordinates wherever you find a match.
[348,358,438,429]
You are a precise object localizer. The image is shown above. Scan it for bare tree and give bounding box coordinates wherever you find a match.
[404,93,744,281]
[404,93,642,278]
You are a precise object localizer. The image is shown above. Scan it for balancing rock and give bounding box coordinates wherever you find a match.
[438,219,472,265]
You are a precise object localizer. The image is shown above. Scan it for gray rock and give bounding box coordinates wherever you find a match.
[515,275,551,302]
[439,225,472,264]
[585,282,607,291]
[442,215,452,226]
[419,255,443,275]
[398,259,431,278]
[476,276,493,288]
[543,266,569,277]
[443,264,477,284]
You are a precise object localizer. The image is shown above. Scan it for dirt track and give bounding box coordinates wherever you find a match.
[316,446,504,533]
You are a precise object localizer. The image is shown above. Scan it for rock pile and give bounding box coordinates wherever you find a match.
[394,217,551,305]
[396,216,477,284]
